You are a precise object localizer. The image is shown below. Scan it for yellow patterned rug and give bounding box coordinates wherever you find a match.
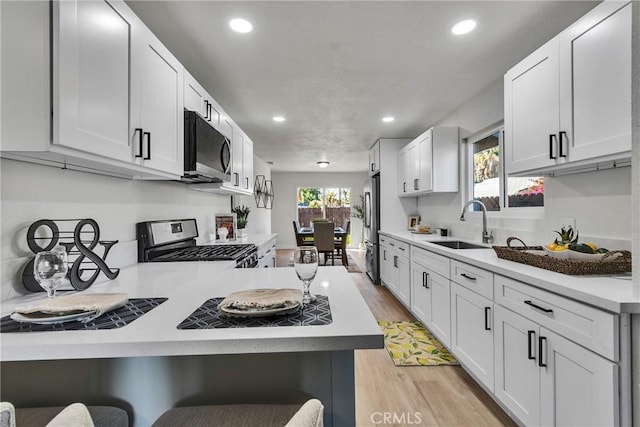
[378,320,459,366]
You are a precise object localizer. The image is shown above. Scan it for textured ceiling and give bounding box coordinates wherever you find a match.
[126,1,599,172]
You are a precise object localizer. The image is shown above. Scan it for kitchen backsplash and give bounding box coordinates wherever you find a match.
[416,167,632,251]
[0,158,240,299]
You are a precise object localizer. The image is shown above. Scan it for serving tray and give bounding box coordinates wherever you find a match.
[493,237,632,276]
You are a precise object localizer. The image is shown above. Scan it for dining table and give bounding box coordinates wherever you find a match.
[297,227,348,266]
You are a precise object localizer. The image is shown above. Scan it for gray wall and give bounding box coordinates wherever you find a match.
[270,172,368,249]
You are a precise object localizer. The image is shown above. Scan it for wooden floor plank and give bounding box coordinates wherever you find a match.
[275,249,515,427]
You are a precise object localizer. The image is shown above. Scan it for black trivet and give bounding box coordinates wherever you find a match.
[0,298,168,332]
[177,295,332,329]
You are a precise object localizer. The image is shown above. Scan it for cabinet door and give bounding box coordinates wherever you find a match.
[540,328,618,426]
[411,263,431,325]
[504,37,561,174]
[429,272,450,347]
[395,255,410,307]
[242,137,254,192]
[450,282,494,391]
[55,0,134,162]
[184,71,207,119]
[559,2,631,162]
[369,141,380,176]
[494,306,541,426]
[397,148,408,195]
[132,27,184,175]
[379,246,392,287]
[230,129,243,187]
[417,130,433,192]
[406,141,420,193]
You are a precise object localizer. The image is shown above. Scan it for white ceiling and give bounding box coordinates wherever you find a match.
[126,0,598,173]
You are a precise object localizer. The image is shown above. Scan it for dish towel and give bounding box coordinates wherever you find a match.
[14,293,129,317]
[218,289,302,312]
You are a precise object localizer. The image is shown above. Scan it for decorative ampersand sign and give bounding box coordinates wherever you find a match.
[21,219,120,292]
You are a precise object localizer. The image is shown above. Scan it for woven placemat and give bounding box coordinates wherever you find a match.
[177,295,332,329]
[0,297,168,332]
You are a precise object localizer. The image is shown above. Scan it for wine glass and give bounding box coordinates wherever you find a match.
[293,246,318,304]
[33,249,68,299]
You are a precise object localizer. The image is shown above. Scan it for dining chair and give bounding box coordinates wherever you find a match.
[313,222,336,265]
[293,221,313,247]
[334,220,350,266]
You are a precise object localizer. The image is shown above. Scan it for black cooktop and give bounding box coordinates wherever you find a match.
[152,244,255,262]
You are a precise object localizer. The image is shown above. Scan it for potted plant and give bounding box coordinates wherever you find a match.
[232,205,251,239]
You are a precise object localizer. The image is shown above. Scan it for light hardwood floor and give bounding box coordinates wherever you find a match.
[276,249,516,427]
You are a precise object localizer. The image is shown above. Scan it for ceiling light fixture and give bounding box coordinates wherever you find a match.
[229,18,253,33]
[273,116,285,122]
[451,19,476,35]
[317,161,330,169]
[382,116,395,123]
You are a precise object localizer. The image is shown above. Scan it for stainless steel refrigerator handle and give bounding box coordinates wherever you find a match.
[364,191,371,228]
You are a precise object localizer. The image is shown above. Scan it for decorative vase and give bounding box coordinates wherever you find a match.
[237,228,247,240]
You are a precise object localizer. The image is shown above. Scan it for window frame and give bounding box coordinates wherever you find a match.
[464,122,544,220]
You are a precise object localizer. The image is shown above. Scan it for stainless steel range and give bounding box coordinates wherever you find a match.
[136,219,258,268]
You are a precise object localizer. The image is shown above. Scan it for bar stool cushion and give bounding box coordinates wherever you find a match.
[15,405,128,427]
[153,399,324,427]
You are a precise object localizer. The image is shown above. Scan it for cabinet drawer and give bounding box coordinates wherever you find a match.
[411,246,450,278]
[450,260,493,300]
[387,238,410,257]
[494,275,618,361]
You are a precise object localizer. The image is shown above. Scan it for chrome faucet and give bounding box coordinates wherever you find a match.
[460,200,493,244]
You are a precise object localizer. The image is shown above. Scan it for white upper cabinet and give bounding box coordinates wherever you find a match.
[397,127,458,197]
[242,136,254,193]
[131,25,184,176]
[369,140,380,176]
[505,1,631,176]
[184,71,208,119]
[54,0,133,163]
[504,38,561,173]
[2,0,183,179]
[558,1,631,163]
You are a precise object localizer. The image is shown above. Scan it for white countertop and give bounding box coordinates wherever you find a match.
[0,263,383,362]
[380,230,639,314]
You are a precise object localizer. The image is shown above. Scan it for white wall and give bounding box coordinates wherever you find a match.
[270,172,368,249]
[0,156,272,299]
[234,156,272,235]
[414,78,633,250]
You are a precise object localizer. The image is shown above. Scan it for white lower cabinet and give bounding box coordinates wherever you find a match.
[379,236,625,426]
[450,282,494,391]
[495,305,618,426]
[410,258,451,346]
[379,236,410,308]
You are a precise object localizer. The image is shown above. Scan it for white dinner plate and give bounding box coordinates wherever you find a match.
[10,310,100,325]
[219,302,301,318]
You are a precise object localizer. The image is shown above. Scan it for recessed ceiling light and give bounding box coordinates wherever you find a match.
[273,116,285,122]
[317,161,330,168]
[451,19,476,35]
[229,18,252,33]
[382,116,395,123]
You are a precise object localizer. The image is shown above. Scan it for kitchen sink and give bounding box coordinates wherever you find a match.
[432,240,489,250]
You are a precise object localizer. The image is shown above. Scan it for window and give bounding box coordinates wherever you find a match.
[297,187,351,227]
[468,126,543,212]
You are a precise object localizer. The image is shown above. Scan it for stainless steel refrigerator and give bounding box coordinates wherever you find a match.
[364,174,380,284]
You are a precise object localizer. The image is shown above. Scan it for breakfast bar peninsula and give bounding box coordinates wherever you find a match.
[0,263,383,426]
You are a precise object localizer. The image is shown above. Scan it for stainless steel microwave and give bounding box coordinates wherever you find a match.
[183,110,231,182]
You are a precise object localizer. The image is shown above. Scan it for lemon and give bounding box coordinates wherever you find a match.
[547,243,558,250]
[585,242,598,252]
[554,246,568,252]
